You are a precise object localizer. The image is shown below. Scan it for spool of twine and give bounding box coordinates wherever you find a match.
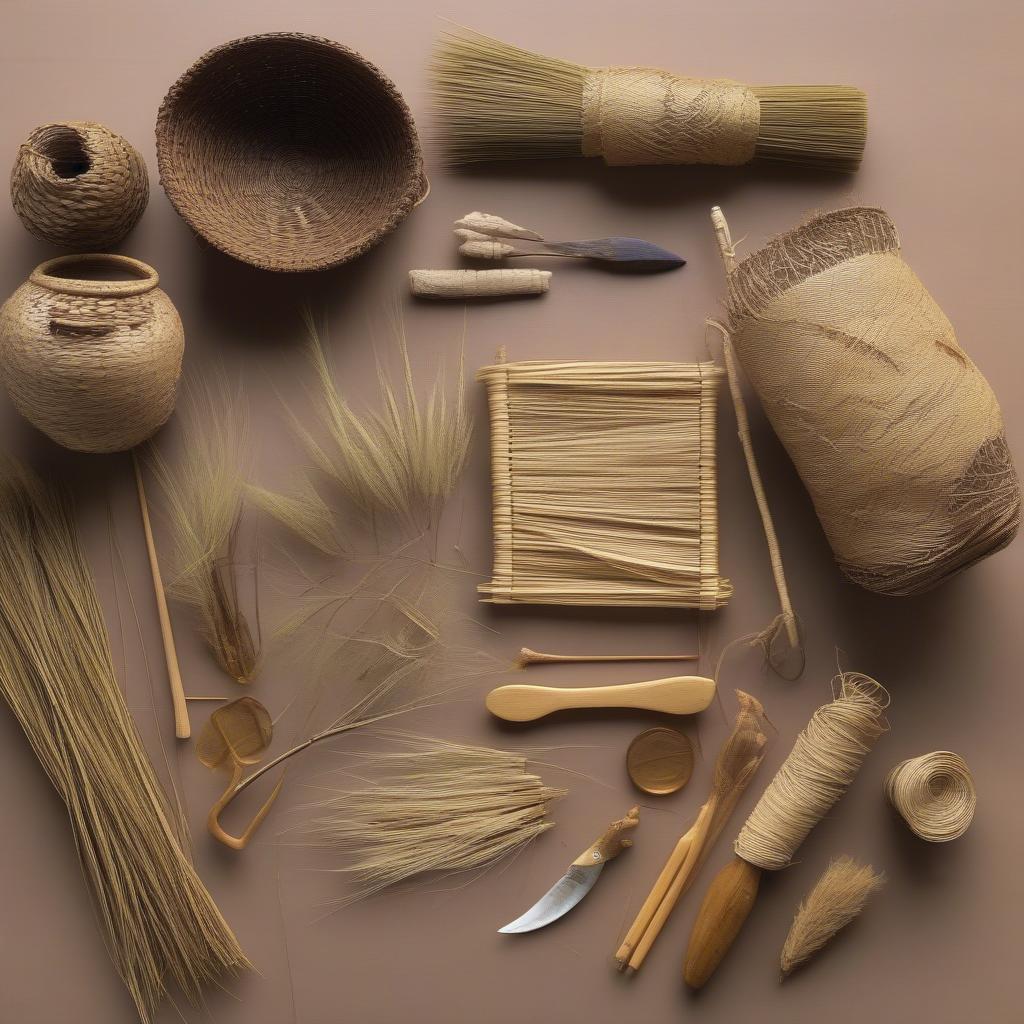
[735,673,889,871]
[581,68,759,166]
[885,751,976,842]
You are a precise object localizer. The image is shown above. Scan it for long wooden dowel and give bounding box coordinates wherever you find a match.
[518,647,698,667]
[709,206,798,649]
[132,449,189,739]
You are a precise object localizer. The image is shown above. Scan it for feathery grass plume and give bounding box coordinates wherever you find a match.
[147,375,259,682]
[294,735,566,904]
[247,476,343,557]
[295,314,471,532]
[0,460,249,1022]
[780,856,886,977]
[208,559,509,849]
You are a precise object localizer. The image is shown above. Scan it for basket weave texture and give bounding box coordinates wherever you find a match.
[0,254,184,453]
[10,121,149,248]
[155,32,427,272]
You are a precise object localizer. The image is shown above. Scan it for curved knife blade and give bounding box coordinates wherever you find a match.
[498,863,603,934]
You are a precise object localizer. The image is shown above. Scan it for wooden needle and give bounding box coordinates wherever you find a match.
[132,449,189,739]
[517,647,697,667]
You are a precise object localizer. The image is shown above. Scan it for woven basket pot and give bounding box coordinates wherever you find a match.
[11,122,149,249]
[155,32,427,272]
[0,254,184,453]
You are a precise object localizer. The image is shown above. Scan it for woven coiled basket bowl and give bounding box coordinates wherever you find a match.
[156,33,427,272]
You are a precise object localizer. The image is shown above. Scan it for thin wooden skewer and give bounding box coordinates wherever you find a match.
[517,647,698,667]
[132,449,190,739]
[709,206,798,649]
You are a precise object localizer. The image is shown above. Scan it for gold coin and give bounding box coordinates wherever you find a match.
[626,727,694,795]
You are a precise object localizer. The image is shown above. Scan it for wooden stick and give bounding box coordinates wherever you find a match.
[625,801,715,972]
[615,817,699,968]
[132,449,189,739]
[709,206,798,649]
[518,647,697,667]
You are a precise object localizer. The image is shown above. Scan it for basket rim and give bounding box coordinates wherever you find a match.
[155,31,426,273]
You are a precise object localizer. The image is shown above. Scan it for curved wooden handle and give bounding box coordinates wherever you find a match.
[207,762,285,851]
[485,675,715,722]
[573,806,640,866]
[683,855,762,988]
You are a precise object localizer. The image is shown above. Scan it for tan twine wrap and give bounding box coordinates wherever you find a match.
[410,268,549,298]
[724,207,1020,595]
[885,751,976,842]
[582,68,759,166]
[735,674,889,872]
[0,254,184,452]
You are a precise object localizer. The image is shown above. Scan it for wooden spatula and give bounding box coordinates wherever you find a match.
[486,675,715,722]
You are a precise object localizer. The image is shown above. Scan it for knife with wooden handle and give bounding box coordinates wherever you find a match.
[485,675,715,722]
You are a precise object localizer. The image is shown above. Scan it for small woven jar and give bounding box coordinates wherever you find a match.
[0,254,183,452]
[11,122,149,248]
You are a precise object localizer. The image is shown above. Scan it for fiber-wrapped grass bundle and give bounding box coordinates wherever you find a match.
[715,206,1020,595]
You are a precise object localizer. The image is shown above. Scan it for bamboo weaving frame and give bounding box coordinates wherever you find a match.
[478,359,731,608]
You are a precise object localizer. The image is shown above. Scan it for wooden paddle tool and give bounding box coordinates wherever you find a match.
[486,675,715,723]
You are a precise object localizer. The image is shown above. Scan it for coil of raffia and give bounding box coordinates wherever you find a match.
[0,254,184,452]
[10,121,149,248]
[156,33,428,272]
[885,751,976,842]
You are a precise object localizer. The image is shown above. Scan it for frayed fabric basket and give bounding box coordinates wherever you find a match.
[721,207,1020,595]
[10,121,149,248]
[156,32,428,272]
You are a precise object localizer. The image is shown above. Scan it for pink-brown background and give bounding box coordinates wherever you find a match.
[1,1,1021,1022]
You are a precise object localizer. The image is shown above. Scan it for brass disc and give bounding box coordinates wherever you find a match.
[627,727,694,795]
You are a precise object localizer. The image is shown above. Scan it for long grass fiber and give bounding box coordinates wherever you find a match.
[0,461,249,1022]
[432,28,866,172]
[147,375,258,682]
[478,359,729,608]
[294,735,566,905]
[780,855,885,977]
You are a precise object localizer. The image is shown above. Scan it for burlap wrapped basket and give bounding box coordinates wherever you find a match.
[10,121,149,248]
[156,32,427,272]
[723,207,1020,596]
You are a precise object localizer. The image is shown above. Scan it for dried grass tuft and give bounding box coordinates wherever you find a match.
[780,855,885,977]
[294,314,471,532]
[147,376,259,682]
[294,735,566,903]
